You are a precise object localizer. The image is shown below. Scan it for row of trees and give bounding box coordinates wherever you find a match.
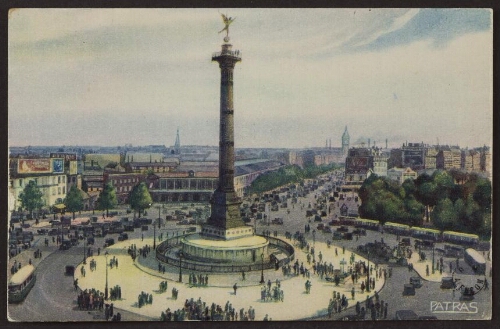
[17,181,154,221]
[358,170,491,238]
[248,163,341,195]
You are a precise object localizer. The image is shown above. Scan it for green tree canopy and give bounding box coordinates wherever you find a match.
[96,182,118,216]
[18,180,44,217]
[65,185,84,219]
[129,182,153,217]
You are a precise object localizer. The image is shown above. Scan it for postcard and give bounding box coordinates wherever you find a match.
[7,8,492,322]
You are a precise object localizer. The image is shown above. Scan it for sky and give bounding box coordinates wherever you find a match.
[8,8,493,149]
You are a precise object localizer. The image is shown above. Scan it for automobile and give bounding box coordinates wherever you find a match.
[332,232,343,240]
[317,223,324,230]
[59,240,72,250]
[323,226,332,233]
[141,225,149,231]
[403,283,416,296]
[313,215,322,222]
[272,218,284,225]
[410,277,422,288]
[176,220,189,225]
[65,265,75,276]
[400,238,411,246]
[440,277,455,289]
[124,224,134,232]
[328,220,340,226]
[352,228,366,236]
[394,310,418,320]
[87,237,95,245]
[337,226,349,232]
[104,238,115,247]
[342,233,353,240]
[117,233,128,241]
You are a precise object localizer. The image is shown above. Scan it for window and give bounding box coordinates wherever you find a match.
[62,187,65,194]
[52,188,56,195]
[19,179,23,187]
[63,176,66,183]
[58,187,61,195]
[58,176,61,183]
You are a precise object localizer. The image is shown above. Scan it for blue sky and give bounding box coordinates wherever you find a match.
[8,9,492,149]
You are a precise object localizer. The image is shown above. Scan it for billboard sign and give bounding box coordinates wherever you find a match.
[50,153,77,161]
[52,158,64,173]
[18,159,51,174]
[69,161,78,175]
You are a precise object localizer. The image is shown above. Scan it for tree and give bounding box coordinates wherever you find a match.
[65,185,84,220]
[432,198,456,231]
[19,180,44,219]
[96,183,117,217]
[129,182,152,217]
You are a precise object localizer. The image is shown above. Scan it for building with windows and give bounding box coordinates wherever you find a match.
[103,173,147,204]
[387,167,418,184]
[436,146,462,170]
[9,173,68,211]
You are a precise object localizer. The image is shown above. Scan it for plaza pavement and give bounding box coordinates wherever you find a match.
[75,236,386,321]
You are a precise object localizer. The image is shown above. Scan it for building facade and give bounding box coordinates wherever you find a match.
[387,167,418,184]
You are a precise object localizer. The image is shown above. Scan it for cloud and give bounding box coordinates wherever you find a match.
[8,9,493,148]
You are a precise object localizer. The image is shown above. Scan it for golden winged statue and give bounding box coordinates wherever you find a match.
[218,13,236,38]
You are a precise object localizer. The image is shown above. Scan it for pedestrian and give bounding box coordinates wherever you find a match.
[242,270,246,281]
[233,283,238,295]
[384,302,388,319]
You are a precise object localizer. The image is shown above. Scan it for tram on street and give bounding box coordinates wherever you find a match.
[464,248,486,275]
[354,218,380,231]
[410,227,441,241]
[383,222,411,236]
[8,264,36,303]
[442,231,479,246]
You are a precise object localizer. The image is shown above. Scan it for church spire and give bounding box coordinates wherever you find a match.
[174,127,181,154]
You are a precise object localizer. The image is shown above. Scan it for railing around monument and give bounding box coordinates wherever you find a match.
[155,234,294,273]
[212,50,242,60]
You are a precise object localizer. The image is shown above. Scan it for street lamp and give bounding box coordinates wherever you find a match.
[432,246,435,274]
[366,251,370,293]
[153,218,157,250]
[104,251,109,300]
[260,253,265,284]
[178,251,183,282]
[83,233,87,265]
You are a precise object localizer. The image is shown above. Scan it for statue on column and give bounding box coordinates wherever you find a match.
[219,13,236,39]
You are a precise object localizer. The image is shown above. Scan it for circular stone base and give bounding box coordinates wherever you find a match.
[181,233,269,263]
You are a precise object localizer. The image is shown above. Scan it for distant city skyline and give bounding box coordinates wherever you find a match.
[9,9,492,149]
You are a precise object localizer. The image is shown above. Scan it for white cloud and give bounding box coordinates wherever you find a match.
[8,9,492,148]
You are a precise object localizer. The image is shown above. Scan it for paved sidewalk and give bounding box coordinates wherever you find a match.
[75,237,385,320]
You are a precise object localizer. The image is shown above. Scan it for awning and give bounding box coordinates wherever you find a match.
[53,204,66,209]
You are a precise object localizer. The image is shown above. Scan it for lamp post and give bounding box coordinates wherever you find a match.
[178,251,183,282]
[83,233,87,265]
[366,251,370,293]
[260,253,265,284]
[432,246,435,274]
[153,218,157,250]
[104,251,109,300]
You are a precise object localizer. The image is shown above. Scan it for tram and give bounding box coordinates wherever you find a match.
[442,231,479,246]
[8,264,36,303]
[354,218,380,231]
[383,222,411,236]
[464,248,486,275]
[410,227,441,242]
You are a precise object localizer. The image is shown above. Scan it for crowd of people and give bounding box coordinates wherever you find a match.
[327,291,349,317]
[137,291,153,308]
[159,297,257,321]
[260,279,284,302]
[188,272,209,286]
